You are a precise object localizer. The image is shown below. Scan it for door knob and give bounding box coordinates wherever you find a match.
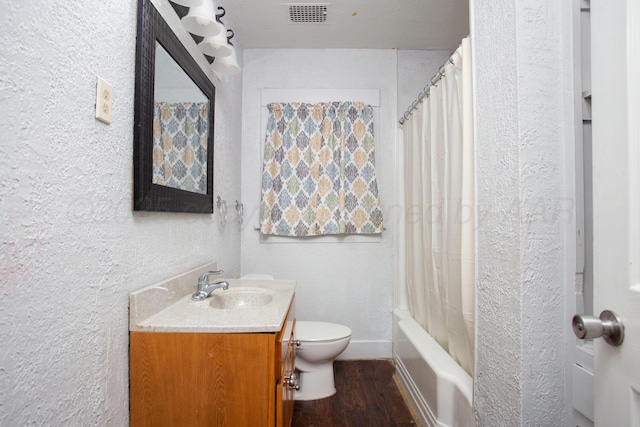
[572,309,624,346]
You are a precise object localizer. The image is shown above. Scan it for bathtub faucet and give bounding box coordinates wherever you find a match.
[192,270,229,300]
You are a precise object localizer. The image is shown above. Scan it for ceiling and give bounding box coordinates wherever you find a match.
[218,0,469,51]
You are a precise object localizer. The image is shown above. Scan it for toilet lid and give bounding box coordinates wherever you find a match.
[296,321,352,342]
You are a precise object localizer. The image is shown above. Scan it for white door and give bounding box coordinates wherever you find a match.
[591,0,640,425]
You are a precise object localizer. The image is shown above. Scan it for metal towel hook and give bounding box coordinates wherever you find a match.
[235,200,244,226]
[216,196,228,228]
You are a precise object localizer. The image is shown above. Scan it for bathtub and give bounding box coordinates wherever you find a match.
[393,309,474,427]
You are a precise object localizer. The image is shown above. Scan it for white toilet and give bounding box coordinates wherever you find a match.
[294,321,352,400]
[239,275,352,400]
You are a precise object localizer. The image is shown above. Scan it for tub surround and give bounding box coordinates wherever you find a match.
[129,262,296,333]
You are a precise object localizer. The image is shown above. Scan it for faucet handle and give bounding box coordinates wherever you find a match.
[202,269,223,278]
[196,269,224,289]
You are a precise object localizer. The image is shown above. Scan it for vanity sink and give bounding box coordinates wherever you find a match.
[129,263,297,427]
[129,265,295,333]
[209,287,275,309]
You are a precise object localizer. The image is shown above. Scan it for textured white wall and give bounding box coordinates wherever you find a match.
[397,50,454,119]
[471,0,575,425]
[240,49,397,358]
[0,0,242,425]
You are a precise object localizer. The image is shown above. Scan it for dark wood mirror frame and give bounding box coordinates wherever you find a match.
[134,0,215,213]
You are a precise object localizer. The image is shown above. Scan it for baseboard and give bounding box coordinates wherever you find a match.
[337,339,392,360]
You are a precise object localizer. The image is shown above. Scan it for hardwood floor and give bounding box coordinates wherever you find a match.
[292,359,417,427]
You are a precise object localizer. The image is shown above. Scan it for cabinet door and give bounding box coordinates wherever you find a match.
[130,332,274,427]
[276,305,296,427]
[278,340,296,427]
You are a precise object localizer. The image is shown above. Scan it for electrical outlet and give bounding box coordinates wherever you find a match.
[95,76,112,124]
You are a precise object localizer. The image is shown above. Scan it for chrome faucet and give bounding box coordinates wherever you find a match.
[192,270,229,300]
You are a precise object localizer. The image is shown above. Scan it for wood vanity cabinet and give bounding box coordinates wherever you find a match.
[130,299,296,427]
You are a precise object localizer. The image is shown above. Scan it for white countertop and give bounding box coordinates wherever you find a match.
[129,262,296,333]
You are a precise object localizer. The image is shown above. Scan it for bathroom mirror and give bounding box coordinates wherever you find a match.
[134,0,215,213]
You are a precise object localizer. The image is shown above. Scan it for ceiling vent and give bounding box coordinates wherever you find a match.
[286,3,329,24]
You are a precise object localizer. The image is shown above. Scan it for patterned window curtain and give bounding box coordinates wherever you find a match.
[260,101,384,236]
[153,102,208,194]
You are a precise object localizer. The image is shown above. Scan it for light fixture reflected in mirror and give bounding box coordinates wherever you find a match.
[169,0,203,7]
[181,0,223,37]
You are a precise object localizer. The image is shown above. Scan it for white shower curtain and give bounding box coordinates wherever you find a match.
[400,37,474,375]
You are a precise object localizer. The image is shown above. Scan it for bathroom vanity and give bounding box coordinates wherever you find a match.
[129,264,297,427]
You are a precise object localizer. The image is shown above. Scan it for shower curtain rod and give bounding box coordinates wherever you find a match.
[398,38,466,125]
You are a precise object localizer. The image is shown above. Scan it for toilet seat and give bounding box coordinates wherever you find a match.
[296,321,352,342]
